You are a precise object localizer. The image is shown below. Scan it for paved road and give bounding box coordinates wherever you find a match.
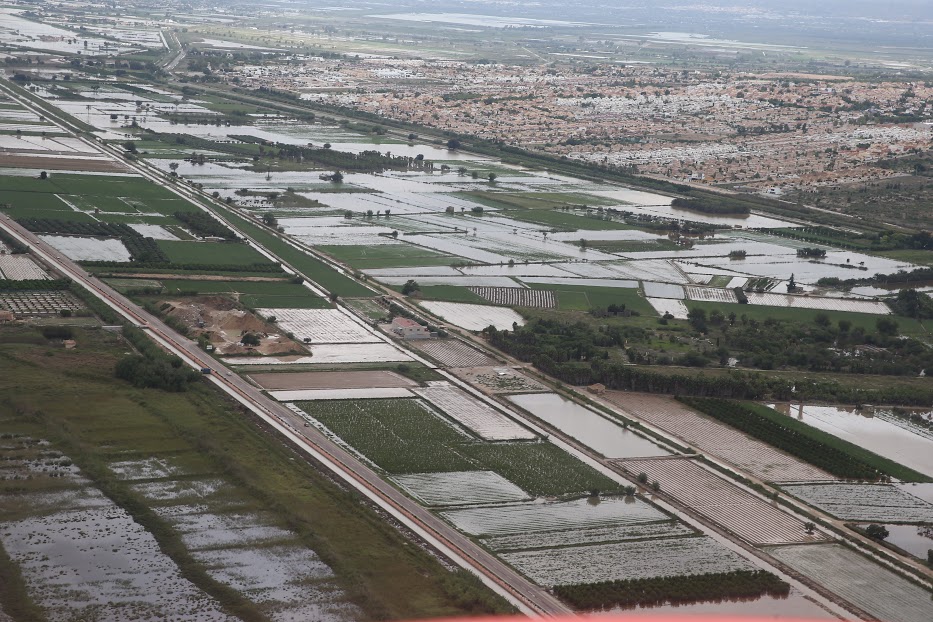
[0,218,571,618]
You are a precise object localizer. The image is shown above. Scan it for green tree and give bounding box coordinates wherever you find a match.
[865,524,889,540]
[241,333,260,347]
[876,317,899,337]
[401,279,420,296]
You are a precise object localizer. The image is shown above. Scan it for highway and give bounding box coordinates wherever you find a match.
[0,217,572,618]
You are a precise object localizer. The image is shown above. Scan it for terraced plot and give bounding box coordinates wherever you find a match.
[415,382,536,441]
[617,459,827,546]
[407,339,500,367]
[442,497,668,536]
[391,471,530,506]
[768,544,933,622]
[606,393,834,482]
[469,286,556,308]
[781,483,933,522]
[501,536,754,587]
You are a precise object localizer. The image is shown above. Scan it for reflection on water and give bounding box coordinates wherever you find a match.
[879,523,933,559]
[770,403,933,478]
[597,589,840,619]
[507,392,670,459]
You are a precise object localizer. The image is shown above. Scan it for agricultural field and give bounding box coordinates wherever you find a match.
[0,255,50,280]
[39,234,132,262]
[296,397,618,497]
[0,290,84,315]
[452,366,547,394]
[507,392,670,459]
[258,308,381,344]
[481,521,695,552]
[391,471,530,506]
[0,326,501,620]
[297,398,475,473]
[642,282,685,299]
[468,286,556,308]
[745,292,892,314]
[419,301,525,331]
[407,339,501,367]
[769,403,933,480]
[414,382,536,441]
[249,370,415,390]
[616,459,827,546]
[646,297,689,319]
[441,497,670,537]
[225,343,412,366]
[780,483,933,523]
[275,388,413,400]
[685,286,739,303]
[157,280,326,309]
[767,544,933,622]
[0,450,236,621]
[606,393,834,482]
[500,536,754,587]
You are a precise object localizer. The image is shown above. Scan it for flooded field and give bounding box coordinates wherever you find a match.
[879,523,933,559]
[507,392,671,459]
[767,544,933,622]
[770,403,933,478]
[419,300,525,331]
[0,438,235,622]
[608,393,834,482]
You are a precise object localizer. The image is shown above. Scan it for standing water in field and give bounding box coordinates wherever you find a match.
[770,403,933,478]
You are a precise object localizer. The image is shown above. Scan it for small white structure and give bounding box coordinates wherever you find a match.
[391,317,430,340]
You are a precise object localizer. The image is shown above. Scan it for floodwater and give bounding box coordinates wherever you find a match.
[586,190,795,229]
[507,393,670,459]
[770,404,933,478]
[879,524,933,559]
[601,589,840,620]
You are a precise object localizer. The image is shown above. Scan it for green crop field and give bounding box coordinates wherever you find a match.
[504,209,635,231]
[220,209,375,297]
[157,240,273,266]
[297,398,620,496]
[319,243,458,269]
[399,285,488,303]
[156,279,330,308]
[0,326,509,620]
[526,283,655,315]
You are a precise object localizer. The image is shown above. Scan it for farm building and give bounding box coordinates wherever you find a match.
[391,317,430,340]
[0,310,14,323]
[587,383,606,395]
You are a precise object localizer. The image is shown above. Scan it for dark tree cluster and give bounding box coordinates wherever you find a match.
[554,570,789,610]
[173,211,237,240]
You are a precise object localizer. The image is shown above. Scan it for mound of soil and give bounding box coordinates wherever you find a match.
[161,296,307,356]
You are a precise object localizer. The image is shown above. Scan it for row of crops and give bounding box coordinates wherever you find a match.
[679,398,929,482]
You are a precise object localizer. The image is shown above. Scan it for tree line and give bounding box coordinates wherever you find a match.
[554,569,789,610]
